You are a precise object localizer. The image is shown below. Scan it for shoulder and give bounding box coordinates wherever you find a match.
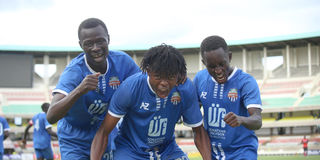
[121,72,145,87]
[234,69,258,85]
[109,50,133,60]
[176,78,196,96]
[194,69,209,81]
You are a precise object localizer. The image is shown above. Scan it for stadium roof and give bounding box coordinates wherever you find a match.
[1,31,320,52]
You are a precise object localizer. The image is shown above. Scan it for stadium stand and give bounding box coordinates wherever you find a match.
[1,31,320,158]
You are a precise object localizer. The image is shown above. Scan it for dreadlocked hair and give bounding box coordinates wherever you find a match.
[200,35,229,58]
[141,44,187,84]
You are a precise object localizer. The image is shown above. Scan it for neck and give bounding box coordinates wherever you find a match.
[90,61,107,74]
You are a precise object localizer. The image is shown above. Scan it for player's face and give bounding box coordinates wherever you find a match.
[202,47,232,84]
[79,25,109,66]
[148,71,178,98]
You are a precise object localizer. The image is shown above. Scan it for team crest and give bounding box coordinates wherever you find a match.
[109,76,120,90]
[227,88,238,102]
[171,92,181,105]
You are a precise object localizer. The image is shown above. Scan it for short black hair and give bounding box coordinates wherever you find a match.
[141,44,186,84]
[200,35,229,58]
[78,18,109,40]
[41,102,50,112]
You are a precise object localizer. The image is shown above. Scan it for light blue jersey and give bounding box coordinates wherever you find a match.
[193,67,262,160]
[0,116,10,155]
[53,50,140,160]
[30,113,52,149]
[108,72,203,159]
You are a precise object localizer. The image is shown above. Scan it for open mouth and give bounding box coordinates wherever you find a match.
[216,74,226,83]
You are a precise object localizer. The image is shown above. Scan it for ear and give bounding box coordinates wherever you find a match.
[201,59,206,66]
[79,40,83,49]
[228,51,232,62]
[107,34,110,45]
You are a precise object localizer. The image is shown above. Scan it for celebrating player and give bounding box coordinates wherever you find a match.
[46,18,140,160]
[194,35,262,160]
[91,44,211,160]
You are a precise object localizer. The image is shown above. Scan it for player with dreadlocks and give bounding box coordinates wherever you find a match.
[91,44,211,160]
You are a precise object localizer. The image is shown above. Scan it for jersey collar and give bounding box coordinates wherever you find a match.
[84,54,109,76]
[211,67,238,83]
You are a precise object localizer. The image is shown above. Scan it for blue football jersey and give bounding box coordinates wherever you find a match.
[0,116,10,154]
[108,72,203,155]
[193,68,262,160]
[53,50,140,159]
[31,113,52,149]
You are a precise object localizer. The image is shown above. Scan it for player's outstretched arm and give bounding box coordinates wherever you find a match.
[47,73,100,124]
[224,108,262,130]
[91,113,120,160]
[192,125,212,160]
[22,123,32,147]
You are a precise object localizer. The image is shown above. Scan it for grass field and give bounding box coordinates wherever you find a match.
[188,154,320,160]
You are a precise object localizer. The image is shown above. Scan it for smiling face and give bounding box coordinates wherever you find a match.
[202,47,233,84]
[79,25,109,72]
[148,71,178,98]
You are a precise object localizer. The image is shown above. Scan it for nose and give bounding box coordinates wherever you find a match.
[92,43,100,51]
[214,67,223,74]
[159,79,169,86]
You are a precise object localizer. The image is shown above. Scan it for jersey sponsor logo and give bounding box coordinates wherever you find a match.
[108,76,120,90]
[208,103,226,128]
[88,99,108,125]
[140,102,150,110]
[200,91,207,99]
[171,92,181,105]
[227,88,238,102]
[148,116,167,137]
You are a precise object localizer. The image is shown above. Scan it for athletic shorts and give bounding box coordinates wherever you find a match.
[35,147,54,159]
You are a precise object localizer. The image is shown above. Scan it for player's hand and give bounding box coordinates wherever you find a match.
[78,73,100,94]
[21,139,26,148]
[223,112,243,127]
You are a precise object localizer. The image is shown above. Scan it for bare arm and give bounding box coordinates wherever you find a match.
[224,107,262,130]
[46,127,58,138]
[192,125,211,160]
[22,123,32,146]
[47,73,100,124]
[4,130,9,140]
[91,113,120,160]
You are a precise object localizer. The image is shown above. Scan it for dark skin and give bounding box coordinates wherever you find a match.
[22,106,58,160]
[47,24,109,124]
[91,70,212,160]
[202,47,262,130]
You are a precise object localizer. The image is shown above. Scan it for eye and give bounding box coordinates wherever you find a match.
[96,38,106,45]
[168,75,176,80]
[83,41,94,48]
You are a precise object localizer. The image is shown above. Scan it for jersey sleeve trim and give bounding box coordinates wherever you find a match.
[183,119,203,128]
[247,104,262,109]
[52,89,68,96]
[108,110,124,118]
[4,128,10,131]
[45,125,53,129]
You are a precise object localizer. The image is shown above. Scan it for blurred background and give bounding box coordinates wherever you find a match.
[1,0,320,159]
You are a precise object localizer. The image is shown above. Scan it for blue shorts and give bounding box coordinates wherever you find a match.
[35,147,54,159]
[113,141,189,160]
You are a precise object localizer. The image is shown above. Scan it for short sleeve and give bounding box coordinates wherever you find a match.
[180,79,203,127]
[43,115,52,129]
[108,81,133,118]
[241,76,262,109]
[53,67,83,95]
[3,118,10,131]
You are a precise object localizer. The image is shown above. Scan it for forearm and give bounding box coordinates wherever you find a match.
[241,114,262,130]
[23,125,32,140]
[91,128,109,160]
[193,126,211,160]
[47,88,83,124]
